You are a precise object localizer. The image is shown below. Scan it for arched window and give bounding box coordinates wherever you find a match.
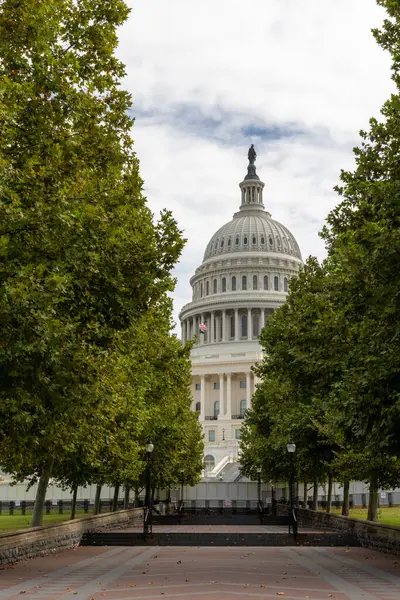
[206,280,210,295]
[204,455,215,472]
[253,275,258,290]
[269,236,273,246]
[235,236,239,246]
[274,276,279,291]
[284,277,288,292]
[222,277,226,292]
[228,238,231,247]
[252,235,256,245]
[253,314,259,337]
[213,278,217,294]
[261,236,265,245]
[241,314,247,338]
[232,276,236,291]
[200,283,203,297]
[220,239,224,248]
[195,401,201,412]
[243,236,248,245]
[230,315,235,338]
[214,400,220,417]
[264,275,268,290]
[242,275,247,290]
[240,400,246,418]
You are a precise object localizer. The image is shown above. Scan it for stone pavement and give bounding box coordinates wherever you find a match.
[0,542,400,600]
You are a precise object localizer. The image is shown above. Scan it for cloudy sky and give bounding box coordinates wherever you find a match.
[116,0,394,331]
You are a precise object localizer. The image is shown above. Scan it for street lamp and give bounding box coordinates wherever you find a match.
[286,439,297,537]
[180,469,184,514]
[222,428,225,441]
[143,438,154,540]
[257,467,262,523]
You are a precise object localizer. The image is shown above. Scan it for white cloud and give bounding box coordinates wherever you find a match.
[116,0,395,331]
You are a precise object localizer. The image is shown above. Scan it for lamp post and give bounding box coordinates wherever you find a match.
[287,440,297,536]
[143,438,154,540]
[257,467,262,523]
[180,469,184,514]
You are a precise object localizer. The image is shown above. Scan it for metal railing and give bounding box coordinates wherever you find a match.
[205,415,218,420]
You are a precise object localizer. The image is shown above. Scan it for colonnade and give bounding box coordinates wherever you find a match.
[197,371,257,421]
[181,307,274,344]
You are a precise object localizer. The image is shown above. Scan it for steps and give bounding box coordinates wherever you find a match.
[81,531,360,547]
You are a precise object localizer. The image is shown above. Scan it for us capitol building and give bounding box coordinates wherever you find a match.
[179,146,303,481]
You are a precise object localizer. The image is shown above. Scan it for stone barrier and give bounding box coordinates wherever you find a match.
[277,503,400,554]
[0,508,143,565]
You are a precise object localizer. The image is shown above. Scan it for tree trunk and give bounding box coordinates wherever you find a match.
[303,482,308,508]
[31,462,53,527]
[312,478,318,511]
[326,473,333,513]
[342,479,350,516]
[367,472,379,522]
[70,485,78,520]
[134,487,140,508]
[112,483,120,512]
[124,485,130,509]
[94,484,102,515]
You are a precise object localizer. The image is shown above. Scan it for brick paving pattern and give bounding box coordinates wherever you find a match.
[0,533,399,599]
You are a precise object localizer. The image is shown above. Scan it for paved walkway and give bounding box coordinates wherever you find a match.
[1,543,400,599]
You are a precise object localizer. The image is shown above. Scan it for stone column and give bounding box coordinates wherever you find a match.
[260,308,265,332]
[219,374,224,416]
[226,373,232,418]
[246,372,251,410]
[200,375,205,420]
[200,313,205,345]
[181,321,184,343]
[210,311,215,343]
[247,308,252,339]
[222,310,227,342]
[234,309,239,341]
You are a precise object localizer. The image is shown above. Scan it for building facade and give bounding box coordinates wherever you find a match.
[179,148,303,480]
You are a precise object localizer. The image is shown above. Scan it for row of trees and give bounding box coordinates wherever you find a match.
[240,0,400,522]
[0,0,203,526]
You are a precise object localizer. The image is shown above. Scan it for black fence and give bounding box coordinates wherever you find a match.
[0,499,127,516]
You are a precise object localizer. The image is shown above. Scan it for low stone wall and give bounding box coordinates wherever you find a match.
[0,508,143,565]
[277,503,400,554]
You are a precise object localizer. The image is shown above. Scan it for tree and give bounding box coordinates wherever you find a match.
[0,0,185,525]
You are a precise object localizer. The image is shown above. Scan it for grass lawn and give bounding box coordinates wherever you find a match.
[329,506,400,527]
[0,509,92,532]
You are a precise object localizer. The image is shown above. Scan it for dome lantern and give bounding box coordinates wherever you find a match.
[239,145,265,212]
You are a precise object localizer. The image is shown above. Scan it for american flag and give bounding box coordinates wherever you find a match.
[199,322,208,333]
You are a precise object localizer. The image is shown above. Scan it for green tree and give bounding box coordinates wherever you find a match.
[0,0,185,525]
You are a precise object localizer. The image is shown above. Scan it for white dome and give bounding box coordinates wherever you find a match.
[203,211,302,262]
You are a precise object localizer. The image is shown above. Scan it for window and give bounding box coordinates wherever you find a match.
[213,278,217,294]
[208,430,215,442]
[274,276,279,291]
[214,382,220,390]
[228,238,231,247]
[240,381,246,389]
[204,454,215,470]
[206,280,210,295]
[195,383,201,391]
[253,314,259,337]
[252,235,256,245]
[269,236,273,245]
[242,275,247,290]
[284,277,288,292]
[261,236,265,245]
[240,399,246,417]
[195,401,201,412]
[241,315,247,337]
[253,275,258,290]
[222,277,226,292]
[235,236,239,246]
[235,429,241,440]
[220,239,224,248]
[230,315,235,338]
[263,275,269,290]
[214,400,220,417]
[200,283,203,297]
[232,276,236,291]
[243,236,248,245]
